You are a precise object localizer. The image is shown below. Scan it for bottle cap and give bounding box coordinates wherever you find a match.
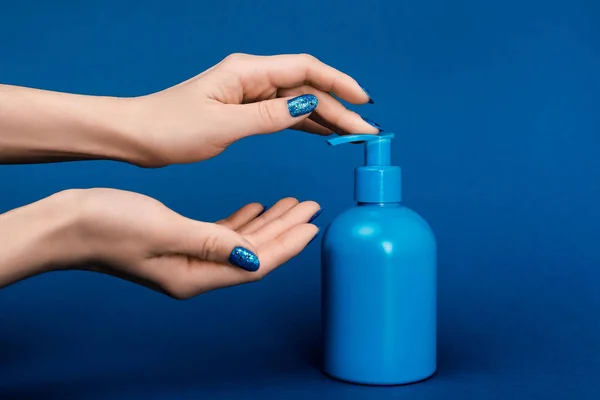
[327,133,401,203]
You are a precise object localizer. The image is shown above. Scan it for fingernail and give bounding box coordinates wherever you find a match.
[308,208,323,223]
[258,204,269,217]
[229,247,260,272]
[288,94,318,117]
[308,227,321,245]
[361,86,374,104]
[362,116,384,132]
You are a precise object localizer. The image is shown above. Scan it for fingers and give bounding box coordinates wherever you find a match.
[168,217,260,272]
[290,119,334,136]
[170,197,318,274]
[237,197,299,235]
[177,223,319,295]
[224,87,379,138]
[254,223,320,277]
[221,53,371,105]
[225,94,318,138]
[215,202,264,230]
[247,201,321,246]
[153,200,322,298]
[280,86,380,135]
[213,53,379,139]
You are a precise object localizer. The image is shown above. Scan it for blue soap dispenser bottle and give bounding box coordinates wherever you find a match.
[321,133,437,385]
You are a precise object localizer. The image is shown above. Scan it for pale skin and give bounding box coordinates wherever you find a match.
[0,53,378,299]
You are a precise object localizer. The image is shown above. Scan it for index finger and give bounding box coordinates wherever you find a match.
[224,53,372,104]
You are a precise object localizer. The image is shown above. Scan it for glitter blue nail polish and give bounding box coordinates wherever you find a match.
[361,87,374,104]
[308,227,321,245]
[308,208,323,223]
[229,247,260,272]
[288,94,318,117]
[362,116,384,132]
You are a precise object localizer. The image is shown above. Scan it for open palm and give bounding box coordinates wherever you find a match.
[73,189,320,299]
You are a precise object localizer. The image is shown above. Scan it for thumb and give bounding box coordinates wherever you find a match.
[173,219,261,272]
[230,94,318,138]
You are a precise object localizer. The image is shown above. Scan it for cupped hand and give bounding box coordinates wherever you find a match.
[62,189,320,299]
[129,53,381,167]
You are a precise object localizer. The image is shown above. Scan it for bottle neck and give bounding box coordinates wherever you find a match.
[354,166,402,203]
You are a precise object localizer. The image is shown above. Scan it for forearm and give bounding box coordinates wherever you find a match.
[0,84,148,165]
[0,190,85,287]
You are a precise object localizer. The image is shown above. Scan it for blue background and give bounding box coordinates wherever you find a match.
[1,0,599,398]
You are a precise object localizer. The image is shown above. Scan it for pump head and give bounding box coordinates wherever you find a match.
[327,133,401,203]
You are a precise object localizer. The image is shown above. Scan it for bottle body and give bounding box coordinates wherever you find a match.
[321,203,437,385]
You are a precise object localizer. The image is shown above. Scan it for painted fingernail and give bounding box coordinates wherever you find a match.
[258,204,269,217]
[288,94,318,117]
[229,247,260,272]
[362,116,384,132]
[361,86,374,104]
[308,208,323,223]
[308,227,321,245]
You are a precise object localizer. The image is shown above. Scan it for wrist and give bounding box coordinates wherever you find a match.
[0,189,86,287]
[116,95,171,168]
[94,95,161,167]
[62,94,159,167]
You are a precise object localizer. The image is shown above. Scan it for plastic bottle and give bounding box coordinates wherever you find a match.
[321,133,437,385]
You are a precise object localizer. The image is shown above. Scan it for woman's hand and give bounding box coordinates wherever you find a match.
[0,53,379,166]
[0,189,320,299]
[129,53,381,167]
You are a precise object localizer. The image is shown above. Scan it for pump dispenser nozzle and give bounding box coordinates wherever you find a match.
[327,133,401,203]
